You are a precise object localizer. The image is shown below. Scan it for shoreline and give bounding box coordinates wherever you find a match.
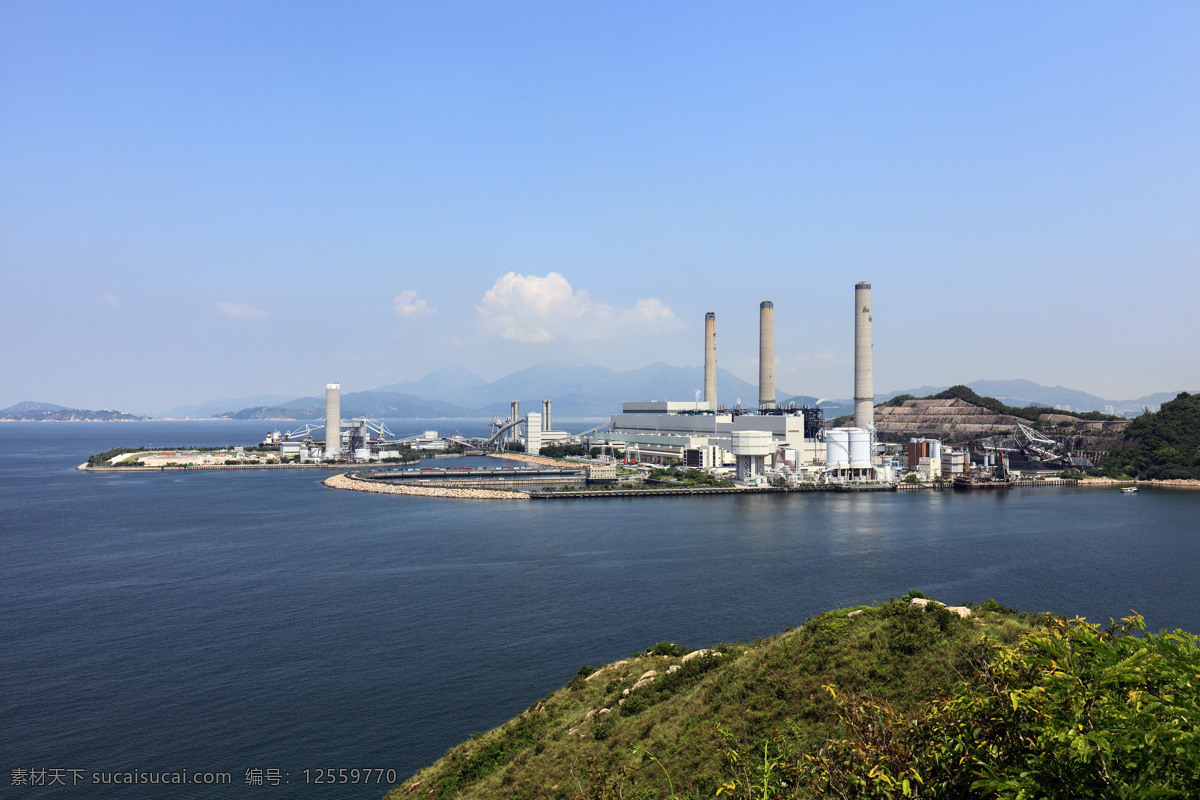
[1078,477,1200,490]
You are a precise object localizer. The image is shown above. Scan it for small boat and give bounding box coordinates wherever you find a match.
[1121,486,1139,494]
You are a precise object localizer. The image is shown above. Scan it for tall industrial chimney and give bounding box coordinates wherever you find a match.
[853,282,874,431]
[325,383,341,458]
[759,301,775,410]
[704,312,717,408]
[541,399,552,432]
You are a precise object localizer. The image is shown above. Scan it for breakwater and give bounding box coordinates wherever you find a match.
[80,462,341,471]
[368,466,586,487]
[323,472,529,500]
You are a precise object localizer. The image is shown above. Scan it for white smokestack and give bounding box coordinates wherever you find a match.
[759,300,775,410]
[853,282,874,430]
[325,383,341,458]
[704,312,717,408]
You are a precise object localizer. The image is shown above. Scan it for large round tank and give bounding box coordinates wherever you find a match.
[731,430,773,456]
[826,428,850,467]
[354,448,370,460]
[848,428,872,467]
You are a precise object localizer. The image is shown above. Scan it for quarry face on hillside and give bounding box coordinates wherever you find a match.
[875,397,1037,437]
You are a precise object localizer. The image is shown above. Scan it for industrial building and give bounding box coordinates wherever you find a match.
[266,383,409,462]
[280,282,891,484]
[486,399,573,453]
[587,286,888,486]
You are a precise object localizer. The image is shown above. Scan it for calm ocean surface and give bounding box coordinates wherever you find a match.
[2,420,1198,799]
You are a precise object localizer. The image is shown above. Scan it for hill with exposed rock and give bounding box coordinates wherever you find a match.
[387,595,1199,800]
[871,386,1126,447]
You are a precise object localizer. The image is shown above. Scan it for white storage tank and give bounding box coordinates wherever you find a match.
[826,428,850,467]
[354,448,371,460]
[848,428,872,468]
[731,430,773,456]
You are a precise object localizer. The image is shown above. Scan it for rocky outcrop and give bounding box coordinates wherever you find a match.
[909,597,972,618]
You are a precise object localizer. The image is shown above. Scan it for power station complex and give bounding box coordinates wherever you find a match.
[584,282,885,485]
[284,281,901,486]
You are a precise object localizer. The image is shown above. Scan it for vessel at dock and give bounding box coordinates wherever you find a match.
[953,474,1015,490]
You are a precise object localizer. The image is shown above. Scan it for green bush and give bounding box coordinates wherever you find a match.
[802,614,1200,799]
[640,641,690,657]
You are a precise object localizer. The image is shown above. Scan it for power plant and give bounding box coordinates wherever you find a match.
[265,281,890,485]
[244,279,1078,490]
[588,283,888,486]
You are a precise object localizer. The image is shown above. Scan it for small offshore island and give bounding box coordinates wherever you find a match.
[389,593,1200,799]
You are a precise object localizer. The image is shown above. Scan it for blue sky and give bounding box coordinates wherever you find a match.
[3,2,1198,413]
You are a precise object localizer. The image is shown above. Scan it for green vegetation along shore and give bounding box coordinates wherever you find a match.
[390,595,1199,800]
[1100,392,1200,480]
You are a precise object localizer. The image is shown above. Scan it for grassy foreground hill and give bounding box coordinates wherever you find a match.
[390,595,1200,800]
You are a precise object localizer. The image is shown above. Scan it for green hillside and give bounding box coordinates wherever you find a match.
[1100,392,1200,479]
[388,596,1199,799]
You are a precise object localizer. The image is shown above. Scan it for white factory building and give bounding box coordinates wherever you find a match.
[592,401,823,469]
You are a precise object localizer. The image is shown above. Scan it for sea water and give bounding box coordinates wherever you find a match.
[2,421,1198,798]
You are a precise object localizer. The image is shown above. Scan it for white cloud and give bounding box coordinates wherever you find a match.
[217,301,270,319]
[99,292,122,308]
[393,290,435,317]
[621,298,678,327]
[475,272,680,343]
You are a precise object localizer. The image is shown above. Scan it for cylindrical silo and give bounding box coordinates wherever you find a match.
[325,383,341,458]
[826,428,851,467]
[704,312,717,408]
[854,282,874,431]
[848,427,871,467]
[759,301,775,410]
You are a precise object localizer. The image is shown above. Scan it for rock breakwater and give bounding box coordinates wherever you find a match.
[322,473,529,500]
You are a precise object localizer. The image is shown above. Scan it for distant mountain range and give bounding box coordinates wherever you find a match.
[209,369,1190,422]
[7,367,1193,423]
[216,362,784,420]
